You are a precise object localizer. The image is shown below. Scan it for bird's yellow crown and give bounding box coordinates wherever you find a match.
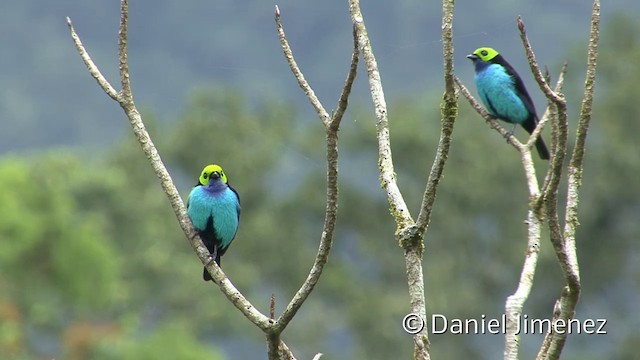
[472,47,500,62]
[199,164,228,185]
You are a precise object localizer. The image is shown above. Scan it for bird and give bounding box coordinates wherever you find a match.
[466,47,550,160]
[187,164,241,281]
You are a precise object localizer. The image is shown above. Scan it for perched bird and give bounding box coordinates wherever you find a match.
[466,47,550,160]
[187,164,241,281]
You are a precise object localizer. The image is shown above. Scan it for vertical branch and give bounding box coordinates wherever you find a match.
[348,0,460,358]
[539,1,599,359]
[503,209,541,360]
[272,3,357,350]
[348,0,413,231]
[415,0,458,234]
[539,63,568,199]
[118,0,132,102]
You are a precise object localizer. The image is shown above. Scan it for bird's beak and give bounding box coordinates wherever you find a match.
[466,54,478,60]
[211,172,221,179]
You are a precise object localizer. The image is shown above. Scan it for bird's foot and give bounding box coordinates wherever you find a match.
[206,247,219,267]
[205,255,216,267]
[504,130,515,141]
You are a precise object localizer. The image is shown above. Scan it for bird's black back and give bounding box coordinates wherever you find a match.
[491,54,538,121]
[491,54,550,160]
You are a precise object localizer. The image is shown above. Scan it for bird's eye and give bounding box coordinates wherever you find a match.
[481,50,488,56]
[203,173,208,179]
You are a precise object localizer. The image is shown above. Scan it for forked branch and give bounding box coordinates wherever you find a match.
[68,1,358,359]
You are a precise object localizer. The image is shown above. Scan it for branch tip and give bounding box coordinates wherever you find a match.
[517,16,525,32]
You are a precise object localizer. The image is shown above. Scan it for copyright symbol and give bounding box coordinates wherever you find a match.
[402,313,425,334]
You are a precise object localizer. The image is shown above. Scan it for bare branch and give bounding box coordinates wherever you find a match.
[273,4,357,334]
[539,63,569,200]
[331,25,360,131]
[415,0,458,235]
[541,1,599,358]
[275,6,330,126]
[66,17,119,100]
[517,16,564,105]
[68,0,273,336]
[572,0,600,170]
[118,0,132,102]
[349,0,413,232]
[503,210,542,360]
[517,17,569,179]
[349,0,446,358]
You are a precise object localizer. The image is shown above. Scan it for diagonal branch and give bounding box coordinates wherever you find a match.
[517,17,564,105]
[68,0,272,334]
[66,17,118,100]
[349,0,413,231]
[455,77,524,151]
[275,5,330,126]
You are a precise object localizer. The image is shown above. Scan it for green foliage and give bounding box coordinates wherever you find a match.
[0,153,120,312]
[91,321,226,360]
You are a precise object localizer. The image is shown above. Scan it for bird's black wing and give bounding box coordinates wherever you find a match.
[229,184,241,220]
[493,55,538,119]
[493,54,550,160]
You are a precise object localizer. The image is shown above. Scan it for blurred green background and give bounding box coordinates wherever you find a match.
[1,1,638,359]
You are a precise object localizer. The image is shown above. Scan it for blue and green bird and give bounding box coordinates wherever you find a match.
[187,164,241,281]
[467,47,550,160]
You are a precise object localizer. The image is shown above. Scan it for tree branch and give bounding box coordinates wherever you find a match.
[538,1,599,359]
[66,17,118,100]
[539,63,568,201]
[456,15,586,360]
[271,5,357,354]
[348,0,414,232]
[349,0,460,358]
[274,5,330,126]
[414,0,458,236]
[67,0,273,337]
[455,77,526,154]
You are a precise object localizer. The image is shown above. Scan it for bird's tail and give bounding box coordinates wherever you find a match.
[202,250,222,282]
[203,267,213,281]
[522,117,550,160]
[535,137,550,160]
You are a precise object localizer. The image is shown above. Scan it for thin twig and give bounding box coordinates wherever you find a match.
[118,0,132,102]
[275,5,330,126]
[517,17,564,105]
[349,0,437,358]
[539,63,568,200]
[66,18,118,100]
[331,25,359,132]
